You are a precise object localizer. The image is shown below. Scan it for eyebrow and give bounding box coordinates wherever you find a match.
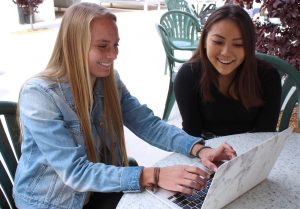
[94,40,110,43]
[212,34,243,41]
[93,39,120,44]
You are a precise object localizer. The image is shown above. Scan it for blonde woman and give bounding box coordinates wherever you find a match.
[13,3,236,209]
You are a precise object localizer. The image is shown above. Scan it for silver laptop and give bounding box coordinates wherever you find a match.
[147,128,292,209]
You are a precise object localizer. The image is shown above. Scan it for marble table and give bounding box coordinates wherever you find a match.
[117,132,300,209]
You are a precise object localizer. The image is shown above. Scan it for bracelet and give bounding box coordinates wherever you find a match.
[150,167,160,193]
[195,146,211,158]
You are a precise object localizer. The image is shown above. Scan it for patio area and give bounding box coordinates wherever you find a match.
[0,6,183,166]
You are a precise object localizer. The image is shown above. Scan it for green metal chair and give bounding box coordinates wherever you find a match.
[164,0,198,17]
[197,3,216,25]
[0,101,20,209]
[256,52,300,131]
[164,0,216,25]
[160,10,201,75]
[156,23,188,120]
[160,10,201,51]
[199,3,216,13]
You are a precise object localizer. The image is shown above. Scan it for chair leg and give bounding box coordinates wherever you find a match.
[164,57,168,75]
[163,81,176,121]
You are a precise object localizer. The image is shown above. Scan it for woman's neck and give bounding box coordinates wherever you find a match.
[218,74,237,98]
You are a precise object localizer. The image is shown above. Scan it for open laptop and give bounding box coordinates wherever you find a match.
[147,128,292,209]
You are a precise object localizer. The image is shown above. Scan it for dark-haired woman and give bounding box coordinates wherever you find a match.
[174,4,281,138]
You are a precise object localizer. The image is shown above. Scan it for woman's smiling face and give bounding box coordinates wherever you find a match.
[88,16,119,80]
[205,18,245,78]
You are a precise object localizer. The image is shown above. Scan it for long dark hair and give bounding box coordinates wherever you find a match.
[191,4,263,109]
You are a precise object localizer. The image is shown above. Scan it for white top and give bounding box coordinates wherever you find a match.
[117,132,300,209]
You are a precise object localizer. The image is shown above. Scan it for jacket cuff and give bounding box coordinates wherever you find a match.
[189,138,205,157]
[121,166,144,193]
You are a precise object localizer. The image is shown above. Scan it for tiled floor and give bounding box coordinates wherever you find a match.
[0,6,183,166]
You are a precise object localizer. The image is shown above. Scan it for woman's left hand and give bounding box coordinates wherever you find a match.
[199,143,237,172]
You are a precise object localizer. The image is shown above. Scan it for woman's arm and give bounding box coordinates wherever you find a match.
[141,165,209,194]
[115,72,237,193]
[118,76,202,156]
[19,80,144,193]
[140,143,236,194]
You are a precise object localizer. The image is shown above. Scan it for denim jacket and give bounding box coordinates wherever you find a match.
[13,71,201,209]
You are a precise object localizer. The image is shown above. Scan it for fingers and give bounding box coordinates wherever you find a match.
[213,143,237,161]
[160,165,210,195]
[222,142,237,159]
[184,166,210,179]
[201,158,218,173]
[176,181,207,195]
[199,143,237,171]
[176,175,209,195]
[176,185,195,195]
[181,166,210,193]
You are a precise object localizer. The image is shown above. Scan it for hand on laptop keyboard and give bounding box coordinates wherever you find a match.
[156,165,211,195]
[197,143,236,172]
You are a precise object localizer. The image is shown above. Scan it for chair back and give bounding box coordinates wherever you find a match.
[156,23,188,120]
[155,23,187,79]
[200,3,216,13]
[198,3,216,24]
[0,101,20,209]
[160,10,201,50]
[164,0,197,16]
[256,52,300,131]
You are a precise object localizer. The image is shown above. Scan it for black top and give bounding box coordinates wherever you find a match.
[174,59,282,137]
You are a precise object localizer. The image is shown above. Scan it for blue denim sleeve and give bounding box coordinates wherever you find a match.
[18,80,145,193]
[121,166,144,193]
[115,72,201,156]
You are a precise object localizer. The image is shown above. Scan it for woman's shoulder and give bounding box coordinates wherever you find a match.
[181,59,201,69]
[256,58,281,83]
[113,70,124,88]
[22,76,57,90]
[179,59,201,76]
[114,70,120,80]
[21,75,71,100]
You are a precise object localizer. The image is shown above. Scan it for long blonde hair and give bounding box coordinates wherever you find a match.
[40,2,128,165]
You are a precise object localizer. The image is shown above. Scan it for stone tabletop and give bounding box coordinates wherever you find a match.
[117,132,300,209]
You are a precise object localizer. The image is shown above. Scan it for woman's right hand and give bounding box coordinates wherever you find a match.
[141,165,210,195]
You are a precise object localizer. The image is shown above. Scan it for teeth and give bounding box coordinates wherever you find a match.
[218,58,233,64]
[100,62,111,67]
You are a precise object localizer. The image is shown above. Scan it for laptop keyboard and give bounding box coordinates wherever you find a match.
[167,177,213,209]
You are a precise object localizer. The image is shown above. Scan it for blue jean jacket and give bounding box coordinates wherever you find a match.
[13,71,201,209]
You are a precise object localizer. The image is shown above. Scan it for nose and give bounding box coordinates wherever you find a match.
[220,43,232,56]
[107,47,118,59]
